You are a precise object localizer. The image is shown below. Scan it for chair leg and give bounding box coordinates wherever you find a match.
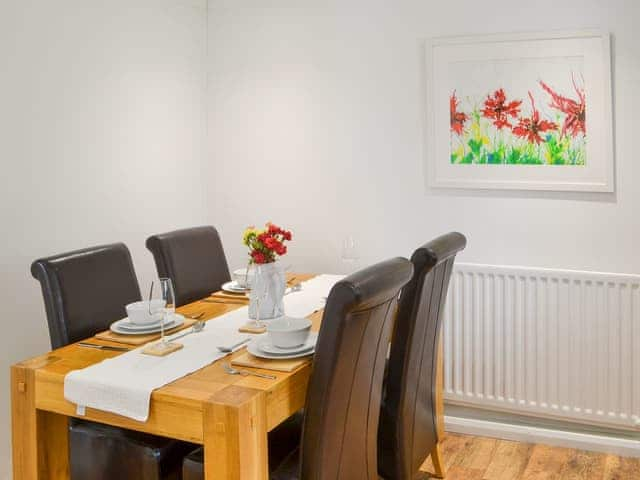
[430,443,446,479]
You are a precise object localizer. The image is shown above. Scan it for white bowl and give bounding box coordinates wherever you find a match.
[125,300,165,325]
[233,268,255,289]
[267,316,312,349]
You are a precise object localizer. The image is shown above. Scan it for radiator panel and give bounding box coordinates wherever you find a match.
[443,264,640,430]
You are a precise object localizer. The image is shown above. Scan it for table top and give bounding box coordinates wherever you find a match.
[15,273,319,443]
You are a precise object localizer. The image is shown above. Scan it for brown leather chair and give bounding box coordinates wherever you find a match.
[181,257,414,480]
[146,226,231,306]
[378,232,466,480]
[31,243,194,480]
[31,243,141,348]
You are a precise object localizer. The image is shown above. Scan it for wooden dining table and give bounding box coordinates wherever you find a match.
[11,273,444,480]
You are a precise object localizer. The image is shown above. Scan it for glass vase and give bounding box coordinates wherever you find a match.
[248,262,286,320]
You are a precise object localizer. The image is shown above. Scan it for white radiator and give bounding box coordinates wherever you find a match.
[442,263,640,430]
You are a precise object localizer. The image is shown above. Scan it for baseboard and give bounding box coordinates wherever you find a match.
[445,415,640,458]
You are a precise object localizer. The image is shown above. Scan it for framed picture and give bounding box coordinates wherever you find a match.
[425,30,613,192]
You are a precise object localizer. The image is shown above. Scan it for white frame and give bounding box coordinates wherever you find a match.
[425,30,614,192]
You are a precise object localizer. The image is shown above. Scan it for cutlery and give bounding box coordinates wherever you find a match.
[216,337,252,353]
[169,321,205,341]
[186,312,205,320]
[222,362,276,380]
[78,343,129,352]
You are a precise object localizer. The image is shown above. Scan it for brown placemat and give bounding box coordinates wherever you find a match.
[94,318,197,346]
[231,352,312,372]
[211,292,249,301]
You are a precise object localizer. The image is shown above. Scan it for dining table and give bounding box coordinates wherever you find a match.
[11,272,444,480]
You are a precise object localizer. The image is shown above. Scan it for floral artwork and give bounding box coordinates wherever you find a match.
[450,78,586,166]
[428,31,612,191]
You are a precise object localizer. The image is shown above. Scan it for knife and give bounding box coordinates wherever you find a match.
[78,342,130,352]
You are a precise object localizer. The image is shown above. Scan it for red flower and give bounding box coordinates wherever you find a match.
[512,92,557,144]
[251,251,266,264]
[267,223,280,235]
[540,79,585,138]
[263,237,282,251]
[481,88,522,129]
[450,91,468,135]
[283,230,292,241]
[275,244,287,256]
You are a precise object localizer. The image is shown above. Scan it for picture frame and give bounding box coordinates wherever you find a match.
[425,30,614,192]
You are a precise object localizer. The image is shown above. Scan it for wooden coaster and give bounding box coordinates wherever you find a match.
[239,323,266,334]
[141,341,183,357]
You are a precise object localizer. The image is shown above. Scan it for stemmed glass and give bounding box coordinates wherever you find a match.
[341,235,360,273]
[148,278,176,346]
[253,283,268,330]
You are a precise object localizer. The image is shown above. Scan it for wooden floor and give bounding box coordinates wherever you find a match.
[420,433,640,479]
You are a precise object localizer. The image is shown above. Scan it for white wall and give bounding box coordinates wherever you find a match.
[205,0,640,277]
[0,0,208,477]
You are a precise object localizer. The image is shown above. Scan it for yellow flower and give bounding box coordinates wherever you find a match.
[242,227,260,246]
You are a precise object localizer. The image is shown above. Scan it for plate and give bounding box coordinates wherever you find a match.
[259,333,318,355]
[247,335,316,360]
[110,314,184,335]
[114,315,178,331]
[222,281,249,294]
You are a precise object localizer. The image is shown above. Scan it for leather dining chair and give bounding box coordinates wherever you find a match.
[146,226,231,306]
[378,232,466,480]
[31,243,194,480]
[182,257,414,480]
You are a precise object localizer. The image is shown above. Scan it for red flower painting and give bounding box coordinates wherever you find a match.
[481,88,522,129]
[512,92,558,144]
[450,91,468,135]
[540,79,586,138]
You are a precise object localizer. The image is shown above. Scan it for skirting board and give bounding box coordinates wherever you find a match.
[445,415,640,458]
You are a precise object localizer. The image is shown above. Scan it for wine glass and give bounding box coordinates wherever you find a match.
[253,281,269,329]
[341,235,360,273]
[148,278,176,346]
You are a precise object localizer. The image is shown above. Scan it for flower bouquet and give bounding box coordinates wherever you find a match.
[243,223,293,320]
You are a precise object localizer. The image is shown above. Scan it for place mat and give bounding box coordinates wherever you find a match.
[211,292,249,301]
[232,352,312,372]
[94,318,198,346]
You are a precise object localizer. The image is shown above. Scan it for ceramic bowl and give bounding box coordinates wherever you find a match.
[233,268,255,289]
[125,300,165,325]
[267,316,312,349]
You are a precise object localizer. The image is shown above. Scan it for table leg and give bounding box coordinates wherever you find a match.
[431,336,446,478]
[12,364,70,480]
[204,386,268,480]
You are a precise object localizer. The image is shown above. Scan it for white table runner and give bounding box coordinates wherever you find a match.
[64,274,343,421]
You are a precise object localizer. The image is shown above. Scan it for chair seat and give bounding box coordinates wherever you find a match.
[70,419,195,480]
[182,411,304,480]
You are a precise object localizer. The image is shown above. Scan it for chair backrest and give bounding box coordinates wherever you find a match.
[378,232,466,479]
[299,257,414,480]
[31,243,142,349]
[145,226,231,306]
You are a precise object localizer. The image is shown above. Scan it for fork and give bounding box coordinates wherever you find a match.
[222,362,276,379]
